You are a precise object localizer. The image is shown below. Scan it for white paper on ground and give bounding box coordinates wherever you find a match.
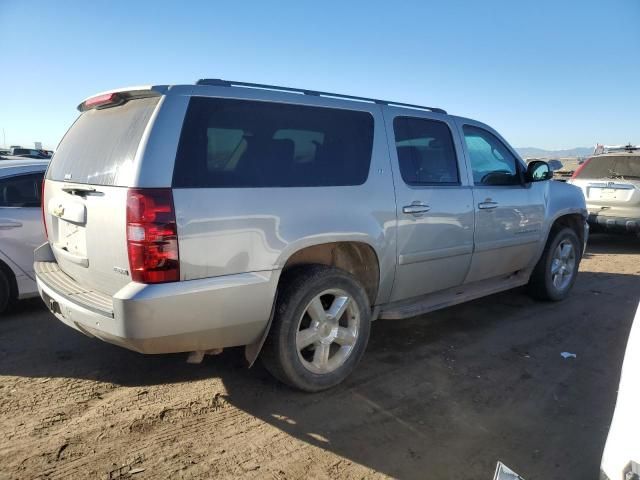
[493,461,525,480]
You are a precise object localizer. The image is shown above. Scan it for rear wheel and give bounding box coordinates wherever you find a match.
[528,227,581,301]
[261,265,371,392]
[0,269,15,314]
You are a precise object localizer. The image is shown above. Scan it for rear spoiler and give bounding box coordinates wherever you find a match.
[77,85,167,112]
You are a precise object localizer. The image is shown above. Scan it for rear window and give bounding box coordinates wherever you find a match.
[47,96,160,185]
[173,97,374,188]
[576,155,640,180]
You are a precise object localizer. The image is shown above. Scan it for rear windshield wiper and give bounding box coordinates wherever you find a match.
[62,185,97,196]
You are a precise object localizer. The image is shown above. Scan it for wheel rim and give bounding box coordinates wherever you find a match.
[296,288,360,375]
[550,239,576,291]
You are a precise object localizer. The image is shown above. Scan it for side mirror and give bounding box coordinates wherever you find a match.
[526,160,553,182]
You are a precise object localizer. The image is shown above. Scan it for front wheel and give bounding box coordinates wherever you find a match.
[528,227,581,301]
[260,265,371,392]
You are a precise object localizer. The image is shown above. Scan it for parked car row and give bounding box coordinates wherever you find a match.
[0,147,53,160]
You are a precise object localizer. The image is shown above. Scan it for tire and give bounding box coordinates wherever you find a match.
[528,227,581,301]
[0,269,14,315]
[261,265,371,392]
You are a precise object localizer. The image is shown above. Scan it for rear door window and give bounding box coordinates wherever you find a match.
[173,97,374,188]
[393,117,459,185]
[47,96,160,186]
[0,172,43,207]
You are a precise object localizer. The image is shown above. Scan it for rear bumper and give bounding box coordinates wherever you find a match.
[587,213,640,233]
[35,247,279,354]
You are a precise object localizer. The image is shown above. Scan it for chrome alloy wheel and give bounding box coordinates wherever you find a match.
[296,288,360,375]
[551,239,576,291]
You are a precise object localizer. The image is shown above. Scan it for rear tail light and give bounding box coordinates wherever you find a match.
[41,179,48,239]
[126,188,180,283]
[79,92,125,111]
[571,157,592,179]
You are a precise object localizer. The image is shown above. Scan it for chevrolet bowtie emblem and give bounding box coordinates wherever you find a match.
[53,205,65,217]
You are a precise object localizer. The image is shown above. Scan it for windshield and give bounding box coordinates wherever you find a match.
[47,96,160,185]
[576,155,640,180]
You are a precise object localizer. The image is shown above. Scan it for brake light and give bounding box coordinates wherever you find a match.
[81,92,124,111]
[126,188,179,283]
[41,179,48,239]
[571,157,592,179]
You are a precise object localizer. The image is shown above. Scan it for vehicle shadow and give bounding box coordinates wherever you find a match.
[1,264,638,478]
[583,232,639,257]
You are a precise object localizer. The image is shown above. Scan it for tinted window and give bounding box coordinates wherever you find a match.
[47,96,160,185]
[463,125,520,186]
[393,117,459,185]
[173,97,374,188]
[575,155,640,179]
[0,172,43,207]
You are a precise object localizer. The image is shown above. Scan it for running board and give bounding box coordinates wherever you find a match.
[378,271,530,320]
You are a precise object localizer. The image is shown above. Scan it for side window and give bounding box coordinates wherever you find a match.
[463,125,520,186]
[0,173,43,207]
[393,117,459,185]
[273,129,325,164]
[206,128,247,172]
[173,98,374,188]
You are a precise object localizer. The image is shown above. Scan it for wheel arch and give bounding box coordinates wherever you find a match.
[245,240,381,366]
[280,241,381,306]
[546,211,587,252]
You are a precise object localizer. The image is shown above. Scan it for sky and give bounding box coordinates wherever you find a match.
[0,0,638,150]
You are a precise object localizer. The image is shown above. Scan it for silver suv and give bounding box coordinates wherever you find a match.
[568,145,640,235]
[36,79,588,391]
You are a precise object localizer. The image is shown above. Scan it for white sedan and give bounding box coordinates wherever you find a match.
[0,159,49,313]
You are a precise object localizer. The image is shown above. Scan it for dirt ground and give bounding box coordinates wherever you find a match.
[1,234,639,480]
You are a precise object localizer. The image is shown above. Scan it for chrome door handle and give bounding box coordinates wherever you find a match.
[478,201,498,210]
[403,203,431,215]
[0,220,22,229]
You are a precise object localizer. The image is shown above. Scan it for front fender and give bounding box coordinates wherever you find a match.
[533,181,588,264]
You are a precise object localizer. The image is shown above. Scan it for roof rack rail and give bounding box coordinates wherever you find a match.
[195,78,447,114]
[593,143,639,155]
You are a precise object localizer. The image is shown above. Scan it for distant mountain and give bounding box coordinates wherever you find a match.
[516,147,593,158]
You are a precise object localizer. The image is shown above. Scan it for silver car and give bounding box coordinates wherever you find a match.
[0,159,48,313]
[568,146,640,235]
[36,80,588,391]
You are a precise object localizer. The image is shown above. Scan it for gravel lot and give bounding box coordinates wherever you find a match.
[1,233,638,480]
